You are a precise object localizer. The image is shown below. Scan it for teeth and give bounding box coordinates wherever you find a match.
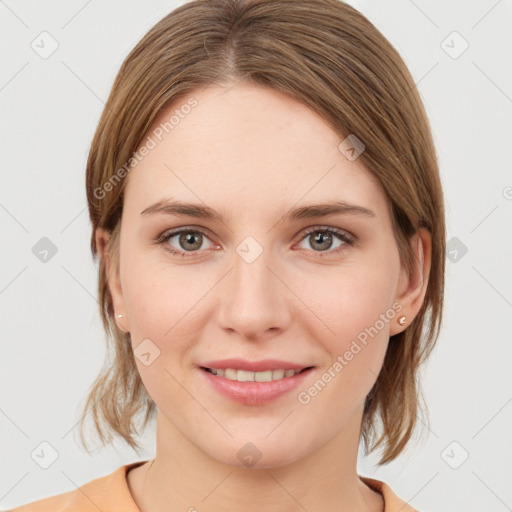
[255,370,272,382]
[208,368,302,382]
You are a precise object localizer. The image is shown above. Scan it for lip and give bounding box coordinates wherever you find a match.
[200,358,310,372]
[199,363,315,405]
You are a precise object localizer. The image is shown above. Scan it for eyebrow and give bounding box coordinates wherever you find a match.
[140,198,375,225]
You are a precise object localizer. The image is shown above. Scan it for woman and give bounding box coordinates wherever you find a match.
[9,0,445,510]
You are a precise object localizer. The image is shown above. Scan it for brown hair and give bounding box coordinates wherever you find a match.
[79,0,445,465]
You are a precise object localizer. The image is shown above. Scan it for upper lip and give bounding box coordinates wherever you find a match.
[200,358,313,372]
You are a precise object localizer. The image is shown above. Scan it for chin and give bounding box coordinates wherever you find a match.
[202,437,306,470]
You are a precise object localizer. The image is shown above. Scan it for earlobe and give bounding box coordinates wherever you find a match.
[95,227,130,333]
[390,228,431,336]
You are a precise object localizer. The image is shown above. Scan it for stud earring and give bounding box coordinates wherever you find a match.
[398,315,406,326]
[116,314,123,319]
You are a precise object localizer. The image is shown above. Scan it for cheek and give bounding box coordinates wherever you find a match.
[296,282,392,421]
[121,252,212,339]
[120,258,217,407]
[300,264,395,400]
[301,260,397,343]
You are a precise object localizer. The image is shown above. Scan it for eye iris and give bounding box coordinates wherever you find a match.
[180,232,202,251]
[311,231,333,251]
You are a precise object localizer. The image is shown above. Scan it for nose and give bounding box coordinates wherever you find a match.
[216,246,292,342]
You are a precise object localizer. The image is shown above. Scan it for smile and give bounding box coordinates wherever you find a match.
[202,367,311,382]
[199,365,315,405]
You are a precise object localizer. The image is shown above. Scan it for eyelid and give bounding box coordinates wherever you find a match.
[156,226,219,255]
[156,226,213,245]
[293,224,355,244]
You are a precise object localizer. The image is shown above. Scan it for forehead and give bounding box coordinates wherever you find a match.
[123,82,389,223]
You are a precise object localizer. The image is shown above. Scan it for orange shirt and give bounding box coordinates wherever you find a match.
[6,461,418,512]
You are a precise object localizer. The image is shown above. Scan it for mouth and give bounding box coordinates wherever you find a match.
[200,366,314,383]
[199,364,315,405]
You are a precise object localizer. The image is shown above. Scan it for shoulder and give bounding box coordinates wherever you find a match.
[5,462,145,512]
[360,476,420,512]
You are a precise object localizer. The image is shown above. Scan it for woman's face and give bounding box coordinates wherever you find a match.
[105,82,420,468]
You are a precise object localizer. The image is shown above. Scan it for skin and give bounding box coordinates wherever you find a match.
[96,82,431,512]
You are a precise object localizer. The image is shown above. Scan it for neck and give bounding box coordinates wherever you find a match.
[128,410,383,512]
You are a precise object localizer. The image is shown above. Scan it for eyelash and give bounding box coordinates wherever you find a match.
[155,225,356,259]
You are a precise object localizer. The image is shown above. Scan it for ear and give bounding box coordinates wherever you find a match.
[95,227,130,333]
[390,227,431,336]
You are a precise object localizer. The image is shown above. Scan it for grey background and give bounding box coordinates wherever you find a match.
[1,1,511,510]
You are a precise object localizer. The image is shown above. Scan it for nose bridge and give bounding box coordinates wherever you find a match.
[217,239,291,339]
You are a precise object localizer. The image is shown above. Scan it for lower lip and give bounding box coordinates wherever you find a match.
[199,367,314,405]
